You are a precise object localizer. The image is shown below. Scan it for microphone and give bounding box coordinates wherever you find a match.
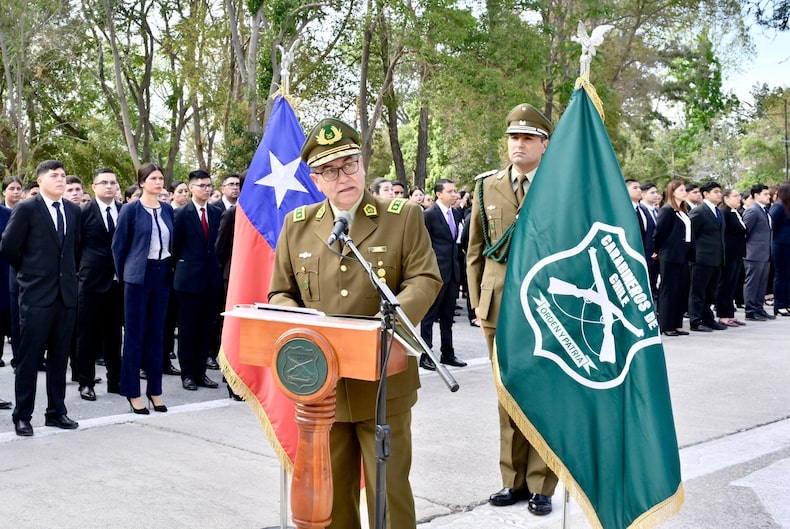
[327,211,352,245]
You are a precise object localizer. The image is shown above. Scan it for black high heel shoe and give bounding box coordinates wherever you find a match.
[146,394,168,413]
[127,397,150,415]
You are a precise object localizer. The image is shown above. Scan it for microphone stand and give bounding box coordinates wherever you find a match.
[338,232,459,529]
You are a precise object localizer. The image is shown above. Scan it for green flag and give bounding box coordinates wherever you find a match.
[496,84,684,529]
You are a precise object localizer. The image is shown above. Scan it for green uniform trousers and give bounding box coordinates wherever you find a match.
[328,409,415,529]
[484,325,558,495]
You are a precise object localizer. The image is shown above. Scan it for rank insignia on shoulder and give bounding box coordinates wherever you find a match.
[475,169,498,180]
[363,203,378,217]
[315,205,326,220]
[293,206,307,222]
[387,198,406,214]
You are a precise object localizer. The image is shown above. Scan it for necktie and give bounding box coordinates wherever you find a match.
[153,208,164,260]
[515,174,526,203]
[714,206,722,225]
[106,206,115,235]
[635,205,645,230]
[446,208,457,239]
[200,207,209,238]
[765,206,772,229]
[53,202,65,245]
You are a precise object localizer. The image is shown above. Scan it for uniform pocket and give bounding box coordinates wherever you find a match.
[295,256,320,301]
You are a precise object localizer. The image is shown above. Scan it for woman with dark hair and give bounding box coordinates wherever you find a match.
[769,181,790,316]
[2,176,23,209]
[170,180,189,208]
[408,186,425,206]
[112,163,174,414]
[653,180,693,336]
[124,184,141,203]
[716,189,747,326]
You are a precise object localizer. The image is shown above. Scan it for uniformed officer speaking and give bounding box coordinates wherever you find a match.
[466,104,559,515]
[268,118,442,529]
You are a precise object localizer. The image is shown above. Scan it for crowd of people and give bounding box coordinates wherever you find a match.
[0,166,243,432]
[628,178,790,336]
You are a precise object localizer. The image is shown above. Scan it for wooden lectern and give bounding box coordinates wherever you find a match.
[224,304,416,529]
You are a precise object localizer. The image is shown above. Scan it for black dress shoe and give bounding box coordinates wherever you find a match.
[0,398,12,409]
[79,386,97,401]
[45,414,79,430]
[182,377,198,391]
[14,419,33,436]
[440,355,467,367]
[707,321,728,331]
[206,357,220,370]
[691,324,713,332]
[196,375,219,388]
[661,330,679,337]
[169,351,177,359]
[489,487,531,506]
[528,493,553,515]
[745,313,767,321]
[760,310,776,320]
[228,386,243,401]
[164,362,182,376]
[419,354,436,371]
[139,369,147,379]
[0,358,5,367]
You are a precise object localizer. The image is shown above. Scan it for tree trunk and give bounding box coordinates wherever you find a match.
[415,105,429,189]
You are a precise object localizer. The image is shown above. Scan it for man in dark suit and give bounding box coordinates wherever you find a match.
[74,168,124,401]
[0,160,81,436]
[688,181,727,332]
[627,180,658,292]
[639,182,660,298]
[743,184,776,321]
[215,173,241,212]
[419,178,466,369]
[172,170,223,390]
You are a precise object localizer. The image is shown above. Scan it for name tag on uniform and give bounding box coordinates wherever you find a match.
[298,252,312,258]
[368,246,387,253]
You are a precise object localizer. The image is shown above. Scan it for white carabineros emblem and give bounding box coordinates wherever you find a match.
[520,222,660,389]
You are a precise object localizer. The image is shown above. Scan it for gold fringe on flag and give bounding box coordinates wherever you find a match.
[574,76,605,122]
[491,345,684,529]
[271,86,302,115]
[219,349,295,474]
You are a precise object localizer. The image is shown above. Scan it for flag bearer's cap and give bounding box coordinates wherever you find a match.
[301,118,362,168]
[505,104,553,138]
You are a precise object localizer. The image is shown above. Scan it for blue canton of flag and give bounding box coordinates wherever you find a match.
[239,95,325,248]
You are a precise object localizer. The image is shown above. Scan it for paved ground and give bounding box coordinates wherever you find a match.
[0,303,788,529]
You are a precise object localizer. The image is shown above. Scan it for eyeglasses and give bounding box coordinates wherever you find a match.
[312,158,360,182]
[191,183,212,190]
[94,181,118,186]
[222,182,240,187]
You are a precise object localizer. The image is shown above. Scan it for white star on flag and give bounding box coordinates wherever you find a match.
[255,151,307,207]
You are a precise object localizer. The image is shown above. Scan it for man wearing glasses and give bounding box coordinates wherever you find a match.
[218,173,242,211]
[172,170,223,391]
[268,118,441,529]
[75,169,124,401]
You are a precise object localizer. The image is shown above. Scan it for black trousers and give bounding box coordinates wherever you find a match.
[75,282,123,388]
[176,288,221,382]
[13,299,76,421]
[658,260,689,332]
[688,263,722,327]
[716,259,743,318]
[419,278,458,357]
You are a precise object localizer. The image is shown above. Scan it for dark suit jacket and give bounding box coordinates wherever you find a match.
[172,201,223,293]
[0,195,80,307]
[653,204,693,265]
[689,202,725,266]
[0,206,10,309]
[112,200,174,285]
[637,203,656,258]
[423,204,461,282]
[743,202,772,262]
[215,205,236,284]
[722,207,746,261]
[78,199,123,293]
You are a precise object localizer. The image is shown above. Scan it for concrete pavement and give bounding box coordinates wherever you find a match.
[0,305,789,529]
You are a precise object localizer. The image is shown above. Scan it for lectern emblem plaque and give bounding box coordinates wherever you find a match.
[276,338,329,396]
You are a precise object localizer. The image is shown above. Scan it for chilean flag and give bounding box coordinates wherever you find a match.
[220,95,324,470]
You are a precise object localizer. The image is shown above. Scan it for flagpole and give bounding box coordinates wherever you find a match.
[561,487,571,529]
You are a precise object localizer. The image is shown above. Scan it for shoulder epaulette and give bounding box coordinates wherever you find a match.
[475,169,498,180]
[315,204,326,220]
[363,203,378,217]
[386,198,407,214]
[293,206,307,222]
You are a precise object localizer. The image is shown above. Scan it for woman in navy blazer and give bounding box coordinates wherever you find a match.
[112,163,174,414]
[770,182,790,316]
[653,180,693,336]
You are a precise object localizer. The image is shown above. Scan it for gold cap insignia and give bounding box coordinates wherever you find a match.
[316,124,342,146]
